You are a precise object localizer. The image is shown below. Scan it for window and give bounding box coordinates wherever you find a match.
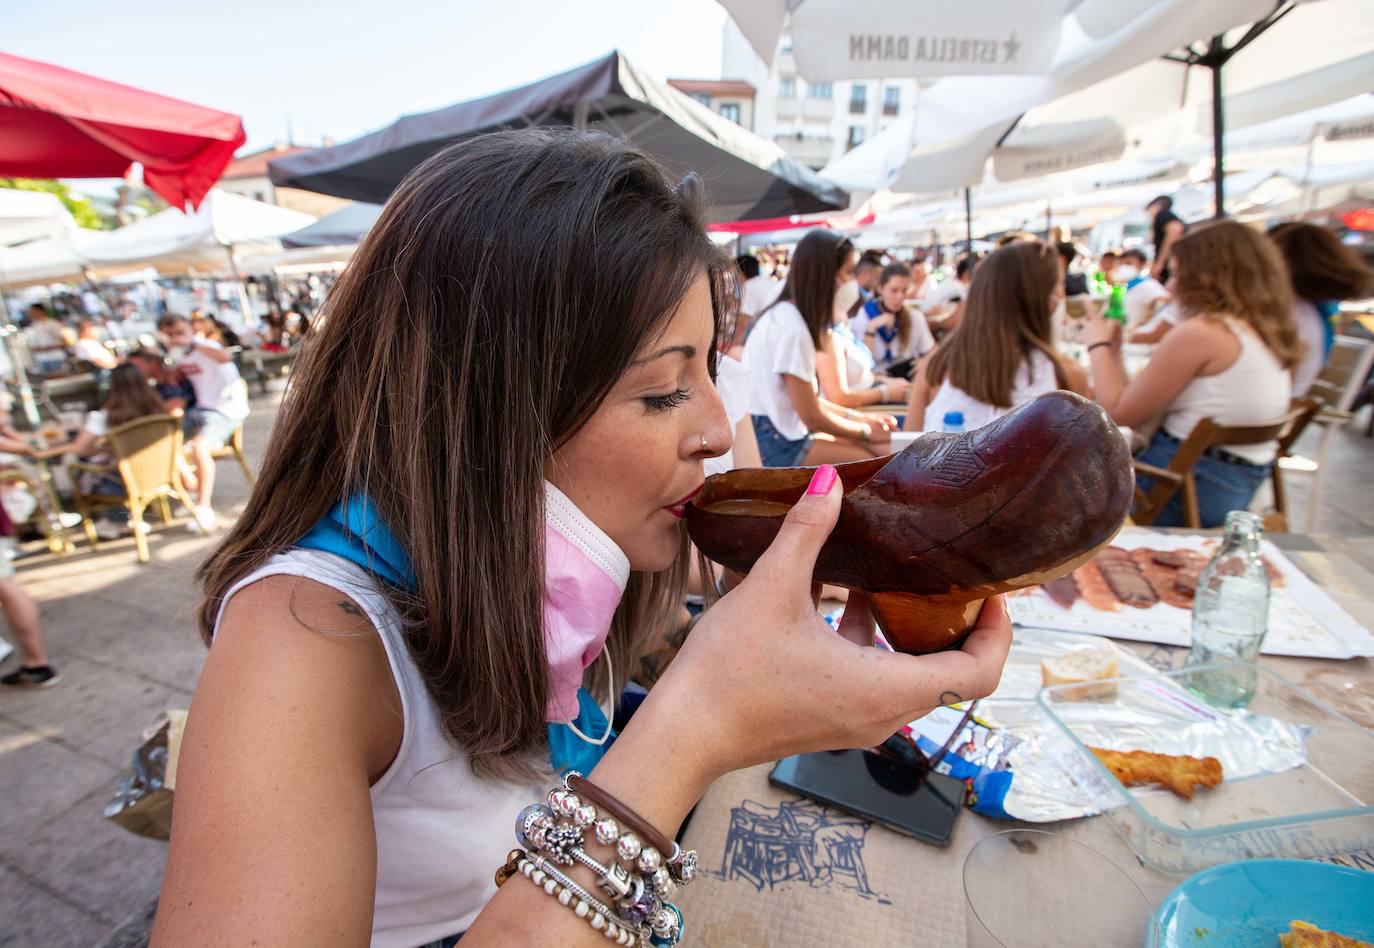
[719,102,741,124]
[689,92,711,107]
[883,86,900,116]
[779,77,796,98]
[849,83,867,114]
[846,126,865,150]
[807,81,833,100]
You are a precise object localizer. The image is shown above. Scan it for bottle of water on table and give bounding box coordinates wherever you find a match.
[942,411,965,434]
[1185,510,1271,708]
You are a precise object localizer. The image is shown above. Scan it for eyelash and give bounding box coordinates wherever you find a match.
[643,388,692,412]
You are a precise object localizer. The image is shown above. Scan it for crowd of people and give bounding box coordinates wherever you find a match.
[728,196,1373,532]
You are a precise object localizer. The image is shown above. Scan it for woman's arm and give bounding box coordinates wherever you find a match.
[1081,313,1221,427]
[35,429,98,459]
[814,339,889,408]
[192,340,236,364]
[783,374,879,442]
[152,577,403,947]
[902,358,935,431]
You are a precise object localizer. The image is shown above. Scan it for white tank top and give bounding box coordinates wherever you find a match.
[921,348,1059,432]
[1163,317,1292,465]
[215,548,542,948]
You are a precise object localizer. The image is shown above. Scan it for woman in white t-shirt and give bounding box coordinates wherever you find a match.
[1084,220,1301,527]
[816,277,913,411]
[743,230,895,467]
[1268,222,1374,397]
[904,240,1088,433]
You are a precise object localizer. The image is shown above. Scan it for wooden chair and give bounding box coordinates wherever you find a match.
[1266,398,1322,532]
[210,422,255,486]
[69,415,198,563]
[1281,335,1374,531]
[0,464,75,555]
[1132,405,1309,529]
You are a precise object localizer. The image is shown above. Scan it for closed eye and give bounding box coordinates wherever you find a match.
[643,388,692,412]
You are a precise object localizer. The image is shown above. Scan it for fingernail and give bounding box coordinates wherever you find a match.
[806,464,838,496]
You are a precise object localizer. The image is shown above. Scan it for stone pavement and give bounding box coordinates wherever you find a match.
[0,386,1371,947]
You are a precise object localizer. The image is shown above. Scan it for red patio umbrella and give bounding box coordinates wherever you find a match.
[0,51,245,210]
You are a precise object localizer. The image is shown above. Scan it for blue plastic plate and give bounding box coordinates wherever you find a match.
[1155,859,1374,947]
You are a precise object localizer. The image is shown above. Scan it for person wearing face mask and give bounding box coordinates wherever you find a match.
[1116,249,1174,344]
[744,230,896,466]
[815,275,912,410]
[152,131,1014,948]
[904,240,1089,432]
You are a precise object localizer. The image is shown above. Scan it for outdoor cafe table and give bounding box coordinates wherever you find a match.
[674,531,1374,947]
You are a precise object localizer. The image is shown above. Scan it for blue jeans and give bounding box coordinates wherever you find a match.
[1135,430,1270,528]
[753,414,813,468]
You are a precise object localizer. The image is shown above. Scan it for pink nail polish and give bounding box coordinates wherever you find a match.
[806,464,838,496]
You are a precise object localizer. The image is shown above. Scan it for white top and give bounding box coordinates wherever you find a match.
[831,328,876,392]
[73,338,114,366]
[83,409,108,438]
[741,274,782,318]
[1124,278,1170,331]
[178,339,250,420]
[214,548,542,948]
[1163,317,1292,465]
[920,348,1060,433]
[743,301,817,441]
[922,277,966,313]
[1291,299,1325,397]
[25,321,64,349]
[705,354,753,477]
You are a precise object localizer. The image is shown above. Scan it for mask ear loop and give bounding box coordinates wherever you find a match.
[563,642,614,747]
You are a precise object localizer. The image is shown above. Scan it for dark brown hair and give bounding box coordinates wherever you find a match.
[1171,220,1302,371]
[1268,221,1374,303]
[925,239,1068,408]
[103,364,169,428]
[197,129,730,776]
[765,229,854,347]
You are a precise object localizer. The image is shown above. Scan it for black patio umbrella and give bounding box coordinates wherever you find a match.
[281,202,382,249]
[269,52,847,223]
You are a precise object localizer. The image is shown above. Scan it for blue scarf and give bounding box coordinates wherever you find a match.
[298,495,613,774]
[1316,299,1339,357]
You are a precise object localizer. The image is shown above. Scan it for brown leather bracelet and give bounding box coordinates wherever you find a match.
[566,773,674,859]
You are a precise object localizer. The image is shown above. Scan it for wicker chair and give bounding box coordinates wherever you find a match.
[1132,405,1309,529]
[68,415,198,562]
[210,422,255,486]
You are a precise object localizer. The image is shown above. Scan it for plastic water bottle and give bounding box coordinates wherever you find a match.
[942,411,965,434]
[1185,511,1271,708]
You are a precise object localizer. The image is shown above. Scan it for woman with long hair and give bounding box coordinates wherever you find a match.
[1084,219,1301,527]
[743,229,896,467]
[904,239,1088,432]
[1268,222,1374,396]
[851,261,935,379]
[151,130,1010,947]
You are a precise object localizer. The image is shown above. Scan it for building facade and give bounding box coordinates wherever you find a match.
[217,145,349,218]
[666,79,757,131]
[720,20,920,172]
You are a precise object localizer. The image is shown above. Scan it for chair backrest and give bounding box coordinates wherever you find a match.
[1166,405,1310,478]
[1308,334,1374,412]
[106,414,182,495]
[1277,398,1322,457]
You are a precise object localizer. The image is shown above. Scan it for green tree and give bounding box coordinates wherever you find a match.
[0,177,109,229]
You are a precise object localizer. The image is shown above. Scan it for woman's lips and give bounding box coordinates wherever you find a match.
[663,484,704,520]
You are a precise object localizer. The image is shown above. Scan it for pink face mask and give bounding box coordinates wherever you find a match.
[543,483,630,723]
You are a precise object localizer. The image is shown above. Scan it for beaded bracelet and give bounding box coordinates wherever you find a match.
[518,851,643,946]
[564,772,699,886]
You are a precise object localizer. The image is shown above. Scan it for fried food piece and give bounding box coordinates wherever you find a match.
[1088,747,1223,800]
[1131,548,1196,609]
[1096,547,1158,608]
[1074,561,1121,612]
[1280,920,1374,947]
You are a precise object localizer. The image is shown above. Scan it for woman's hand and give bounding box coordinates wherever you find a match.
[879,377,912,404]
[865,312,896,334]
[1080,301,1121,350]
[640,467,1012,783]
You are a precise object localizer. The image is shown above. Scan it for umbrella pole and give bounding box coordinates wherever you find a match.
[1208,36,1226,220]
[1045,200,1052,241]
[964,188,973,253]
[224,245,255,329]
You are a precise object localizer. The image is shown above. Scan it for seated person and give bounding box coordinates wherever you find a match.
[1083,220,1298,528]
[818,278,912,409]
[1115,249,1173,344]
[1058,242,1089,297]
[71,320,118,370]
[852,262,935,380]
[128,349,196,410]
[905,240,1088,432]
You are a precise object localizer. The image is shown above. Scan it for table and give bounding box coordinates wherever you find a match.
[675,532,1373,947]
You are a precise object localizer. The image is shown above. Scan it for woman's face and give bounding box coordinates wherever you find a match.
[549,273,731,572]
[879,275,910,312]
[836,251,857,287]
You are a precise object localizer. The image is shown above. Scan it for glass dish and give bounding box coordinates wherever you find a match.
[1037,662,1374,875]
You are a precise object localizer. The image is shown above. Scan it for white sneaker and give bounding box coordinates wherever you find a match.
[57,512,84,529]
[93,520,124,541]
[190,505,218,534]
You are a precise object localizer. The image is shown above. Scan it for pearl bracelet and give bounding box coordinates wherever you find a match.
[518,851,643,946]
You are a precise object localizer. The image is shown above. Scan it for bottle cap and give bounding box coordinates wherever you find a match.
[943,411,964,426]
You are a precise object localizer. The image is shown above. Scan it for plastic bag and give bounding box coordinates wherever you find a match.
[103,710,187,840]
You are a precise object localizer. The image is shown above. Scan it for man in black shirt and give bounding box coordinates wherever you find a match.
[1146,195,1185,284]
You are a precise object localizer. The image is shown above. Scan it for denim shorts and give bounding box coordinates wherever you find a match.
[753,414,813,468]
[183,408,239,448]
[1135,429,1270,528]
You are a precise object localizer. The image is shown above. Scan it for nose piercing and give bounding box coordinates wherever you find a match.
[700,433,709,453]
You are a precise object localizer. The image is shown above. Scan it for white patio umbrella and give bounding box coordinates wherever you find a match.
[0,188,73,247]
[825,0,1374,229]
